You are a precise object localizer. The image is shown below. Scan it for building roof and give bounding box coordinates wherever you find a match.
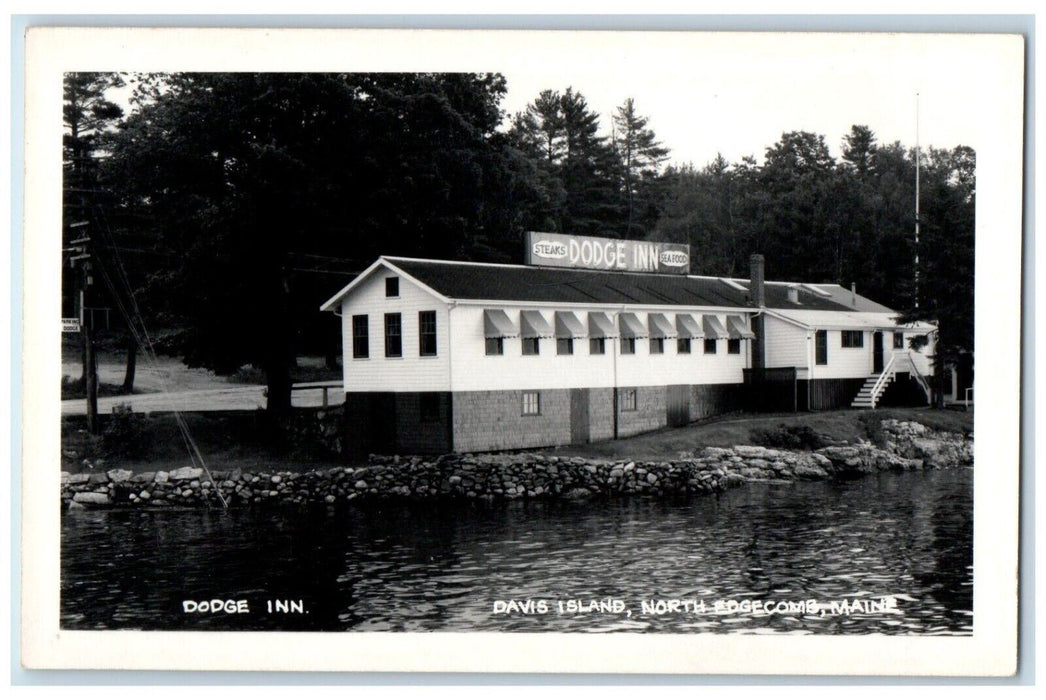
[321,256,885,314]
[767,308,936,332]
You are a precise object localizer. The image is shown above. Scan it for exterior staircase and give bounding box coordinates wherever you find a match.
[851,373,894,408]
[851,352,932,409]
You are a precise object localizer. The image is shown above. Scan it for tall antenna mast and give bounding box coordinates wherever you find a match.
[914,92,920,311]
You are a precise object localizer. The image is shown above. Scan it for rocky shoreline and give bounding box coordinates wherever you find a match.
[61,419,972,511]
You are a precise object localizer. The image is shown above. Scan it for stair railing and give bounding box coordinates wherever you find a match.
[905,351,932,402]
[868,354,898,407]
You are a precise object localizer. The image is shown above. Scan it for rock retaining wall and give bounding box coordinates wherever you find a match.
[61,420,972,510]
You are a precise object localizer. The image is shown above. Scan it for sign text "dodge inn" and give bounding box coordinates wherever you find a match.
[525,232,691,275]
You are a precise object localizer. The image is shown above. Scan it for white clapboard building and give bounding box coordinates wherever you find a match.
[321,233,935,454]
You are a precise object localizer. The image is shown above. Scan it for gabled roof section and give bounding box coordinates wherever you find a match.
[375,257,755,308]
[322,256,897,315]
[765,308,937,332]
[319,257,450,311]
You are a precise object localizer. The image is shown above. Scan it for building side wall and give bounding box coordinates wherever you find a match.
[764,315,809,369]
[452,389,573,453]
[690,383,746,420]
[809,330,873,380]
[448,305,750,392]
[340,271,451,392]
[588,387,616,442]
[616,385,667,438]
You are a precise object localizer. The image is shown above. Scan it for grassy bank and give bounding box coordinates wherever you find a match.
[61,406,972,475]
[549,407,973,461]
[61,410,346,475]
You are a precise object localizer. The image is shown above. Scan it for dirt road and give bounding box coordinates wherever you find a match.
[61,384,342,415]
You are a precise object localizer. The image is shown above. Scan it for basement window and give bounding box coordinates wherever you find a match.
[589,338,606,355]
[522,391,541,416]
[704,339,717,355]
[649,338,665,354]
[620,388,637,412]
[557,338,574,355]
[727,339,741,354]
[620,337,636,355]
[522,338,540,356]
[677,338,691,354]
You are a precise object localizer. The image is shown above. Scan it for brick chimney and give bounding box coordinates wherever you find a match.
[750,254,765,370]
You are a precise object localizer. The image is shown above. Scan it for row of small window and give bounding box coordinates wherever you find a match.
[487,337,743,356]
[519,388,642,416]
[352,312,437,359]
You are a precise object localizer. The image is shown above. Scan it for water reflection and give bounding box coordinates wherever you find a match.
[61,469,972,634]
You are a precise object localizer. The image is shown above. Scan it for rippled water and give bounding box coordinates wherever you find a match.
[61,468,972,634]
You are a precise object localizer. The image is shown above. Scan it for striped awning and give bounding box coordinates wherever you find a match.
[483,309,518,338]
[618,312,648,338]
[520,310,554,338]
[555,311,587,339]
[648,313,676,338]
[727,315,756,339]
[676,313,705,339]
[702,314,729,339]
[588,312,617,339]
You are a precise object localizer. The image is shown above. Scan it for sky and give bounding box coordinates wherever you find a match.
[96,32,1005,171]
[492,32,997,168]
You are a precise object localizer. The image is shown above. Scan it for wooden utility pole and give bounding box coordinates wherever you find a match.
[69,223,98,432]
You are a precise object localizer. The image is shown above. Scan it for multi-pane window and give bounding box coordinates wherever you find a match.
[352,315,369,358]
[620,337,636,355]
[557,338,574,355]
[841,330,864,348]
[485,337,504,356]
[649,338,665,354]
[704,339,717,354]
[522,391,540,416]
[677,338,691,354]
[620,388,637,412]
[419,310,437,357]
[589,338,606,355]
[894,332,905,349]
[727,338,741,355]
[815,329,828,365]
[385,277,399,297]
[522,338,540,356]
[384,313,402,357]
[419,393,440,422]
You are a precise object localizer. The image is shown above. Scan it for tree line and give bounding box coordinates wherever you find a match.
[63,72,974,414]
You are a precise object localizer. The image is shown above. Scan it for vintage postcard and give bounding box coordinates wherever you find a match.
[19,26,1023,674]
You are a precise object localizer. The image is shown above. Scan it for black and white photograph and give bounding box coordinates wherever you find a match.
[18,26,1023,674]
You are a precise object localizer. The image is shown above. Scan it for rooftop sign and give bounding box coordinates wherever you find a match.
[525,232,690,275]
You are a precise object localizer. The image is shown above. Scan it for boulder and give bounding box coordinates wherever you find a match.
[170,466,204,481]
[73,492,110,505]
[107,469,133,483]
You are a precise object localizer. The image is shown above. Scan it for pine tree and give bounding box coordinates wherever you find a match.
[613,98,669,236]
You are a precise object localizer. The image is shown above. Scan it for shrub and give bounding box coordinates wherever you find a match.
[857,413,888,447]
[750,423,830,451]
[101,403,147,458]
[61,375,85,400]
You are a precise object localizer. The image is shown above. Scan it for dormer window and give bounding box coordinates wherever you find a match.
[385,277,399,297]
